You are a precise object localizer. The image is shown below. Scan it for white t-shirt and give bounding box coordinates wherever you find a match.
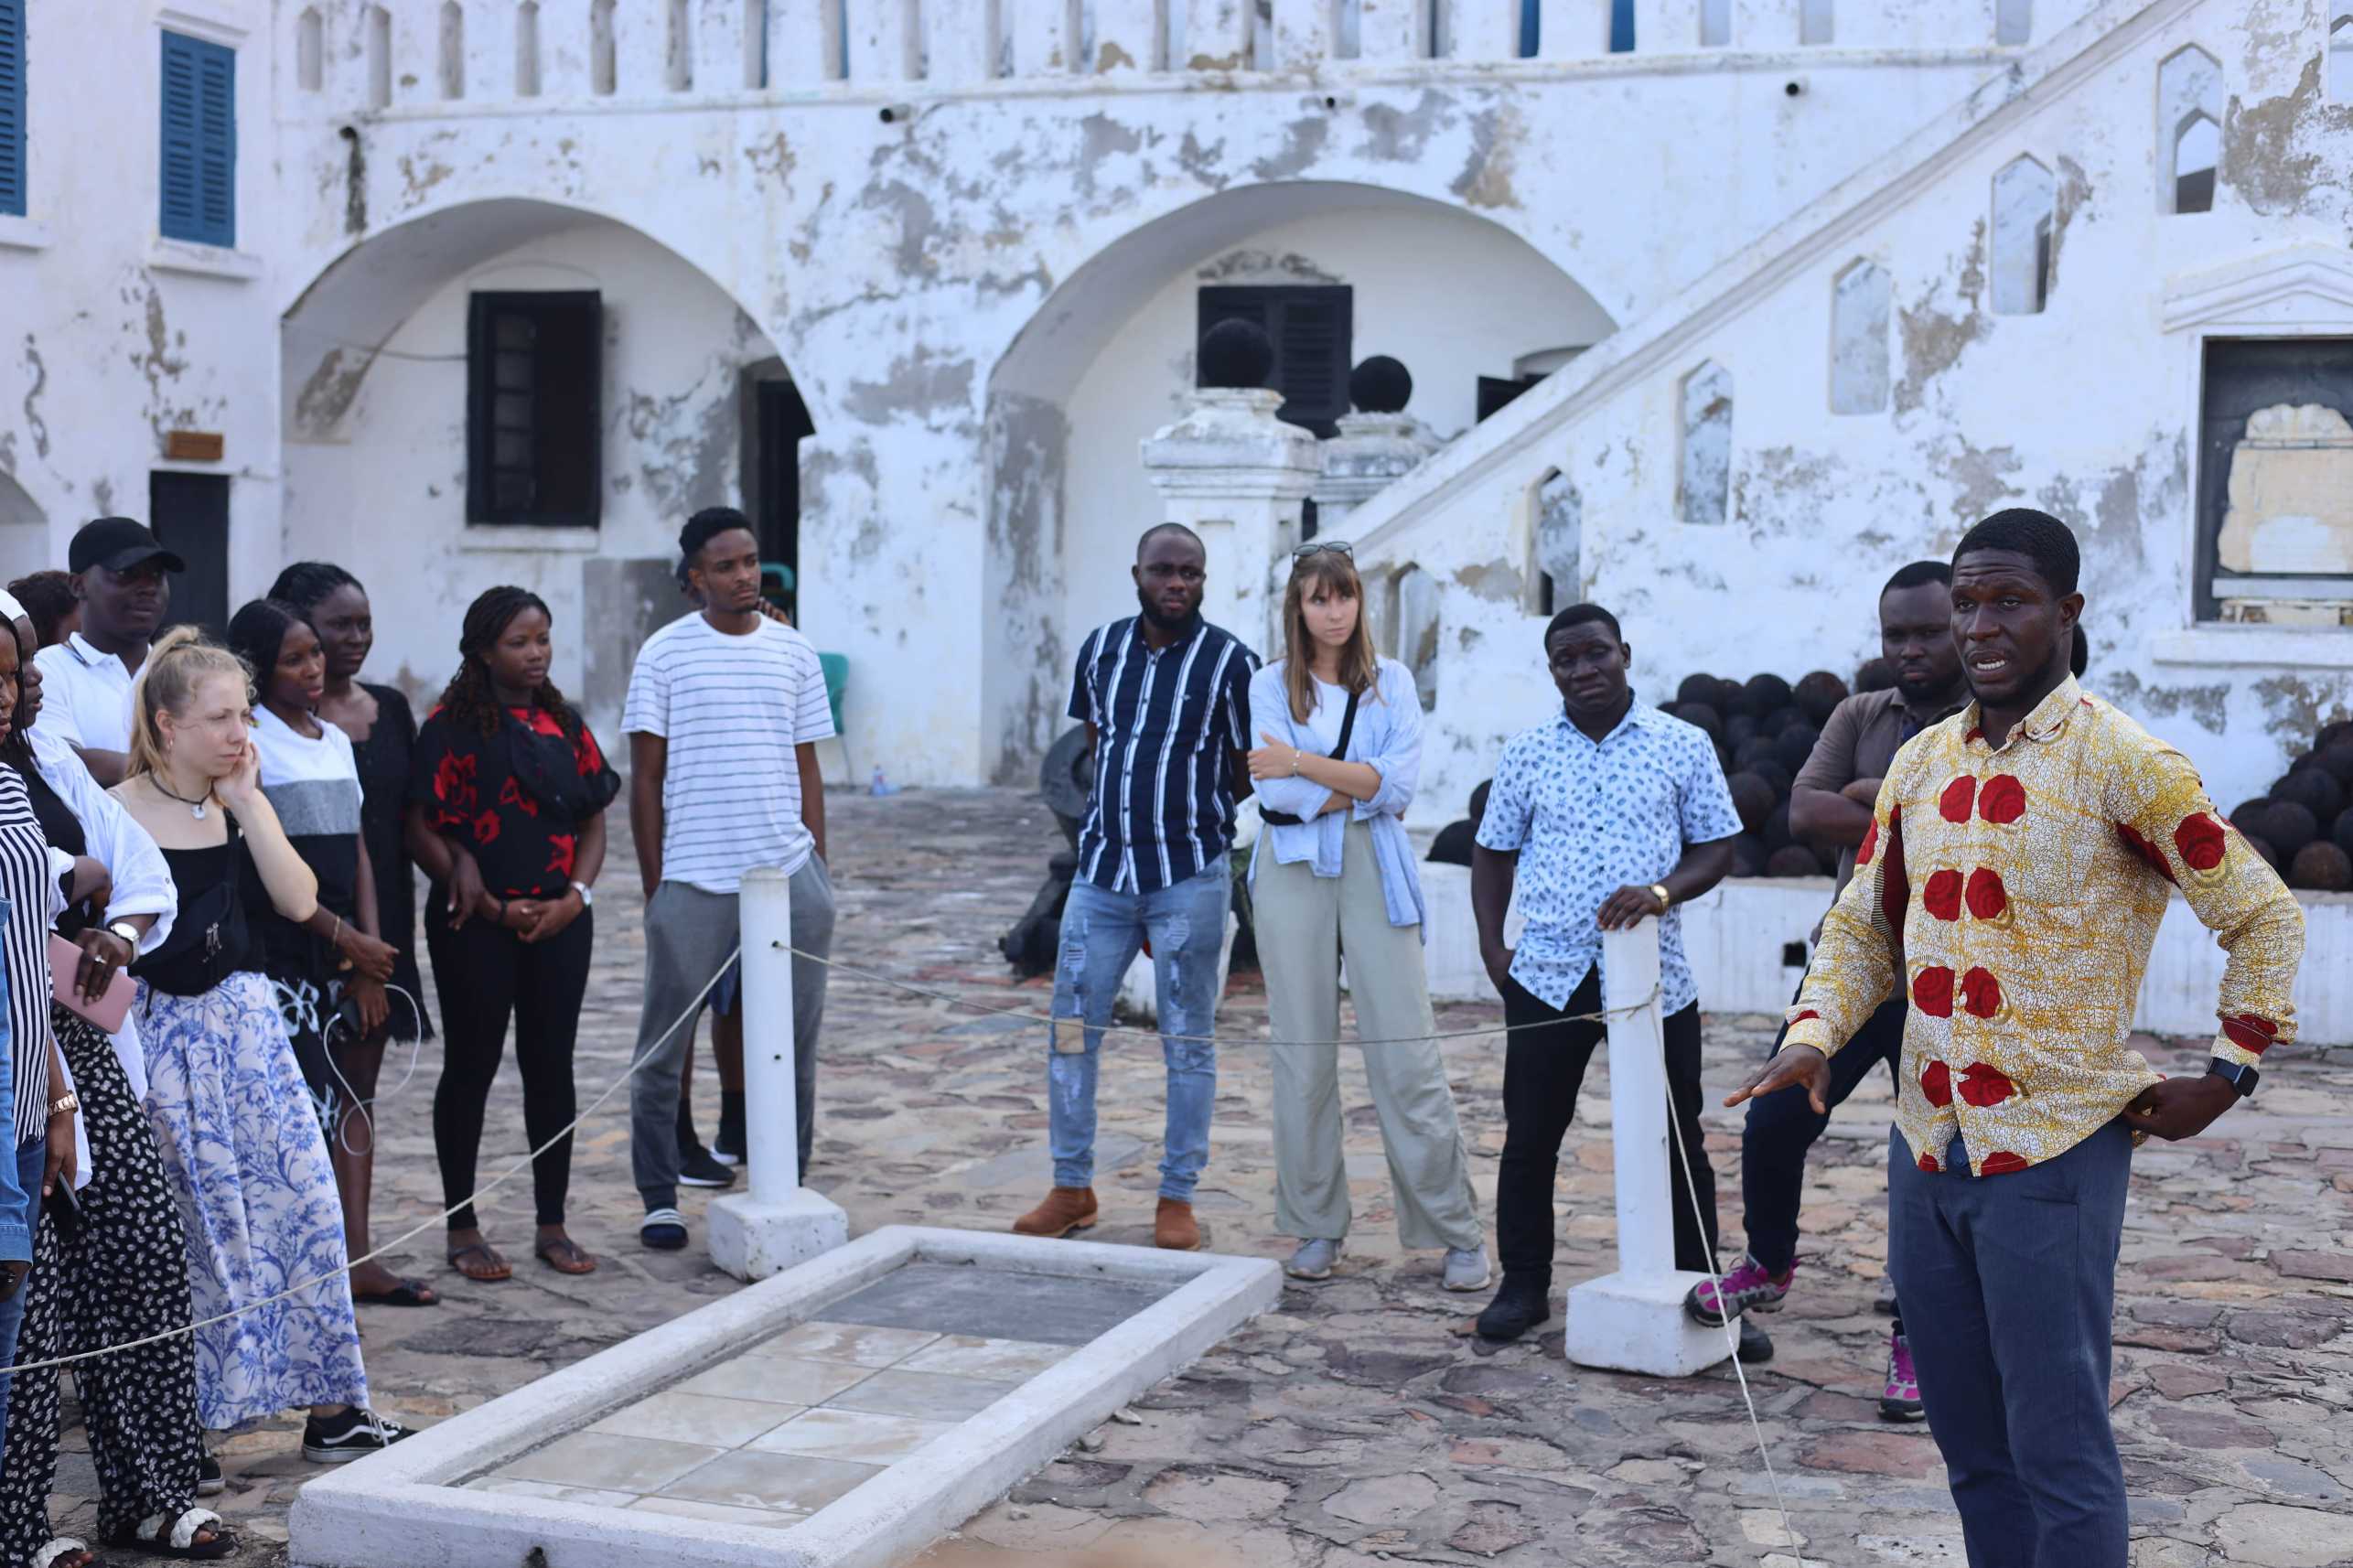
[621,614,836,893]
[33,633,137,754]
[1297,678,1353,756]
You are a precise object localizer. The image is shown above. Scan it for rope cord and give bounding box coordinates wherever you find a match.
[769,941,1659,1046]
[0,948,742,1380]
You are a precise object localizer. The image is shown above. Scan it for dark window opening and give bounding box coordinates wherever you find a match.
[1197,285,1353,438]
[150,471,230,637]
[1477,373,1545,423]
[466,291,602,528]
[746,374,815,620]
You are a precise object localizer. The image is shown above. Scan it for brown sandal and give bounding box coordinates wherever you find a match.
[446,1241,511,1282]
[535,1238,597,1275]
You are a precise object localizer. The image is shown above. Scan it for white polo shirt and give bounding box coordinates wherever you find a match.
[32,632,138,754]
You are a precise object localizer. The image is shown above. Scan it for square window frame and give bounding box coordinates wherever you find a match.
[465,290,605,531]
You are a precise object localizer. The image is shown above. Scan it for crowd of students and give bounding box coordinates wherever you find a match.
[0,504,835,1568]
[1031,509,2305,1568]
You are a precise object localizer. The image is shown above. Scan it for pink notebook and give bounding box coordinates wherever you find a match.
[50,933,133,1035]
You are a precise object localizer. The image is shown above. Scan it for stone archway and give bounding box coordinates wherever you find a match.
[279,199,812,729]
[982,180,1615,780]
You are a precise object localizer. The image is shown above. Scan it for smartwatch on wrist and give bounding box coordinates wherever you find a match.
[2207,1059,2259,1100]
[570,881,595,908]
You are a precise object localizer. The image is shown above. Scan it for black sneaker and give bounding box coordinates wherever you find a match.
[1474,1279,1552,1343]
[679,1144,737,1189]
[303,1409,414,1464]
[197,1445,225,1497]
[1736,1316,1776,1364]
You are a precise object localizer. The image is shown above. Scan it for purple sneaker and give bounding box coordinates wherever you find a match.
[1682,1253,1793,1326]
[1880,1331,1924,1422]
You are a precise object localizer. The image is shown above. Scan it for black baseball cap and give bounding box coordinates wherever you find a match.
[69,517,186,575]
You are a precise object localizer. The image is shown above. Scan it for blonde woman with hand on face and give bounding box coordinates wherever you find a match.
[112,629,411,1470]
[1243,543,1488,1291]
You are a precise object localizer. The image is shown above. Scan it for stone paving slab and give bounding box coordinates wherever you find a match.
[820,1261,1176,1346]
[48,787,2353,1567]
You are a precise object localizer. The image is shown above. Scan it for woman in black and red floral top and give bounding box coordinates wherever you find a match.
[406,586,618,1283]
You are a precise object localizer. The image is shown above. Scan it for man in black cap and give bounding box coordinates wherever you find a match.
[36,519,185,786]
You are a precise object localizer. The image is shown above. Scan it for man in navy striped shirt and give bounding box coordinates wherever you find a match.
[1016,525,1259,1251]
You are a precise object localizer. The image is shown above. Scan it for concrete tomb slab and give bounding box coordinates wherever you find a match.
[290,1225,1282,1568]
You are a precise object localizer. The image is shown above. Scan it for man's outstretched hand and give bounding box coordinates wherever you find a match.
[2122,1073,2239,1142]
[1725,1044,1832,1115]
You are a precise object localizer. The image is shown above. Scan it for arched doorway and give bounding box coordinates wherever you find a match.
[983,180,1615,779]
[280,199,811,729]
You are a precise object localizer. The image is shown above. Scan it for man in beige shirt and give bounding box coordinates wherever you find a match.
[1682,561,1967,1417]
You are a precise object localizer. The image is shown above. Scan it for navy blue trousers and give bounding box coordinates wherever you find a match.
[1889,1119,2133,1568]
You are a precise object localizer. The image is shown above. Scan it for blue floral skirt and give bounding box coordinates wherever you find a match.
[136,972,370,1429]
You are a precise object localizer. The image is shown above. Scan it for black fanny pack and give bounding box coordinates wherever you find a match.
[1259,688,1360,828]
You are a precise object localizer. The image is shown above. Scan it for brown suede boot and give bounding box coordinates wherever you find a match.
[1013,1187,1098,1238]
[1154,1198,1201,1251]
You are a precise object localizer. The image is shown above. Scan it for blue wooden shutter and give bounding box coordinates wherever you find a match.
[0,0,25,218]
[159,30,234,246]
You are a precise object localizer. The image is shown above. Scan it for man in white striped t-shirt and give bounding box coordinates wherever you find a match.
[622,509,837,1251]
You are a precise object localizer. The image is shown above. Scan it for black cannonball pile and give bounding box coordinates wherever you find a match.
[2229,718,2353,892]
[1661,668,1855,879]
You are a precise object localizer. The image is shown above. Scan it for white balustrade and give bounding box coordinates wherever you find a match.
[1092,0,1165,71]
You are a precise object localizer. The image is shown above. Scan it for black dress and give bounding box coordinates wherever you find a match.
[350,683,431,1039]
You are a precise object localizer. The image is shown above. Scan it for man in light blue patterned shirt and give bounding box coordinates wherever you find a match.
[1468,604,1743,1341]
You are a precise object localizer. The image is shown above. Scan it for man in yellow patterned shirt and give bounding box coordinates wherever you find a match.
[1728,510,2303,1567]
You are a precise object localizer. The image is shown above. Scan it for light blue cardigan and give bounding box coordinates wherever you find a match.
[1246,656,1428,935]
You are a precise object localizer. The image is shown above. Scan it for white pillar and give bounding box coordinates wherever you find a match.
[1313,411,1439,540]
[1562,918,1734,1376]
[707,865,849,1281]
[1140,388,1321,656]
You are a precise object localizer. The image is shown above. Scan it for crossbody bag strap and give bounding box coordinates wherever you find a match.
[1329,687,1361,760]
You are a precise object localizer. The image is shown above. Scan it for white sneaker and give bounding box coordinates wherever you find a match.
[1442,1247,1493,1293]
[1284,1238,1342,1280]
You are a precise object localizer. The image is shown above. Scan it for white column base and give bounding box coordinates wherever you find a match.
[1563,1270,1735,1378]
[706,1187,850,1282]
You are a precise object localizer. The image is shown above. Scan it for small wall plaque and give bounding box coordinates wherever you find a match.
[164,431,225,463]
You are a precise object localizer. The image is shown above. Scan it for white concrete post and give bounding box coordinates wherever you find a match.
[1563,918,1734,1376]
[707,866,849,1281]
[1313,411,1439,539]
[1141,387,1321,654]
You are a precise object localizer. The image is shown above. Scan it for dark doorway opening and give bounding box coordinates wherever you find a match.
[743,371,814,620]
[150,470,229,635]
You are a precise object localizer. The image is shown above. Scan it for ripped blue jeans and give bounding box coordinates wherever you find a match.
[1048,865,1229,1201]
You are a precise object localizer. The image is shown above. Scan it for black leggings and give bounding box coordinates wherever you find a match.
[427,902,594,1230]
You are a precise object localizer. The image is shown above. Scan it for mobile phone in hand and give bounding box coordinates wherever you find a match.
[45,1177,81,1245]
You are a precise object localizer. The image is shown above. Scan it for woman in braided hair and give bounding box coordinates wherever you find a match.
[407,587,617,1282]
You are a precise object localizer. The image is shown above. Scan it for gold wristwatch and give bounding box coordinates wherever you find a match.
[1649,883,1672,910]
[47,1093,79,1120]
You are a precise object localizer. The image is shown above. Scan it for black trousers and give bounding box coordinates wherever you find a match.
[1497,969,1718,1286]
[427,903,594,1230]
[1741,989,1907,1276]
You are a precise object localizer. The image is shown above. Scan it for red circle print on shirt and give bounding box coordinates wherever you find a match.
[1959,967,2003,1018]
[2222,1014,2279,1054]
[1912,966,1955,1017]
[1856,820,1879,866]
[1939,777,1977,822]
[1979,1151,2029,1175]
[1957,1061,2015,1106]
[1917,1151,1939,1173]
[1978,776,2026,824]
[2174,813,2227,872]
[1920,1059,1953,1107]
[1921,869,1963,921]
[2115,822,2177,884]
[1964,867,2008,919]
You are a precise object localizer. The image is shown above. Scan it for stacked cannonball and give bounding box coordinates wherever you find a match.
[2227,719,2353,892]
[1660,669,1857,879]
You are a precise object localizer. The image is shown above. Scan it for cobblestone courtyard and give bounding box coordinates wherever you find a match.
[64,789,2353,1566]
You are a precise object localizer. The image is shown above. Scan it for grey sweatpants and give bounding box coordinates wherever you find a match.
[630,860,834,1211]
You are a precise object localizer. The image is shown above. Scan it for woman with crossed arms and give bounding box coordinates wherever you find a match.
[1243,542,1488,1292]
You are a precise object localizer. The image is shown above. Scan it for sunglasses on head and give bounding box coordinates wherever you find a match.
[1292,540,1354,561]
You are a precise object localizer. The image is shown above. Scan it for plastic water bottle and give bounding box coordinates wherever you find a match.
[869,767,897,798]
